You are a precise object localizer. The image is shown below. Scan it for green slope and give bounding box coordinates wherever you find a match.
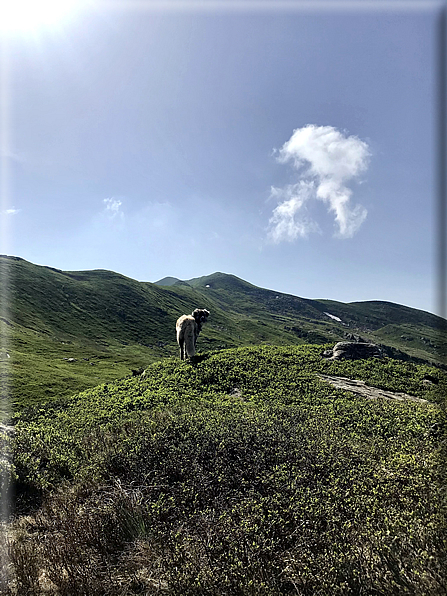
[8,345,445,595]
[318,298,446,360]
[1,255,445,411]
[154,276,191,287]
[318,298,443,330]
[185,274,446,361]
[1,256,212,409]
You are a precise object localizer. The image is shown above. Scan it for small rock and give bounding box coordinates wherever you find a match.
[0,424,14,436]
[344,333,366,343]
[131,368,145,377]
[422,374,438,385]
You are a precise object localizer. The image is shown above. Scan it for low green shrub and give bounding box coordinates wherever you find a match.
[7,345,446,595]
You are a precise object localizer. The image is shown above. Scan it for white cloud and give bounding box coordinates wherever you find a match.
[268,180,320,241]
[103,197,123,218]
[268,125,370,242]
[3,207,21,215]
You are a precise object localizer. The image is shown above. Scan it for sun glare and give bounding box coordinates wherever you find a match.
[0,0,83,34]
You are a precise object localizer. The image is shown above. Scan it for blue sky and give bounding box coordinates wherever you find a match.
[1,1,443,314]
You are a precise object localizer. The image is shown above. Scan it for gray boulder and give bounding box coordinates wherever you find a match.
[323,342,383,361]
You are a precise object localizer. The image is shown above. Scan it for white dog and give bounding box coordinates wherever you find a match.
[176,308,210,360]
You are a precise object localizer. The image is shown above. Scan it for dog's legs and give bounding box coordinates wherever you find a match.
[179,338,185,360]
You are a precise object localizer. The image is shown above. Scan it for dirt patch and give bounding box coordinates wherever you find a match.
[316,374,429,404]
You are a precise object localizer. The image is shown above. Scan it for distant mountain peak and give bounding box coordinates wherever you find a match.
[154,276,191,287]
[185,272,258,291]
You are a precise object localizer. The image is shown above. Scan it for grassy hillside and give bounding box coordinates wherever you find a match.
[170,272,447,364]
[1,256,445,412]
[0,257,199,411]
[5,345,446,595]
[318,299,446,360]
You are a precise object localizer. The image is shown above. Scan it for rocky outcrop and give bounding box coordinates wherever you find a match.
[316,374,429,403]
[322,341,383,361]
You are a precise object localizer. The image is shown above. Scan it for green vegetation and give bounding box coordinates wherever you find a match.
[6,345,446,595]
[1,257,446,593]
[1,256,445,412]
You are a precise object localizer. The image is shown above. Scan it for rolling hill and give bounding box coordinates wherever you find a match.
[0,255,445,411]
[2,260,446,594]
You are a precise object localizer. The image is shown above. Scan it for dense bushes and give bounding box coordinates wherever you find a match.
[5,345,447,595]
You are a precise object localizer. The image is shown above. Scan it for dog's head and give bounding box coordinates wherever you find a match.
[192,308,210,326]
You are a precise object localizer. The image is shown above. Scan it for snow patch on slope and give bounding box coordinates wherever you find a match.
[324,312,342,323]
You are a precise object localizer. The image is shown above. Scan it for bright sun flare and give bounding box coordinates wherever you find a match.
[0,0,82,34]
